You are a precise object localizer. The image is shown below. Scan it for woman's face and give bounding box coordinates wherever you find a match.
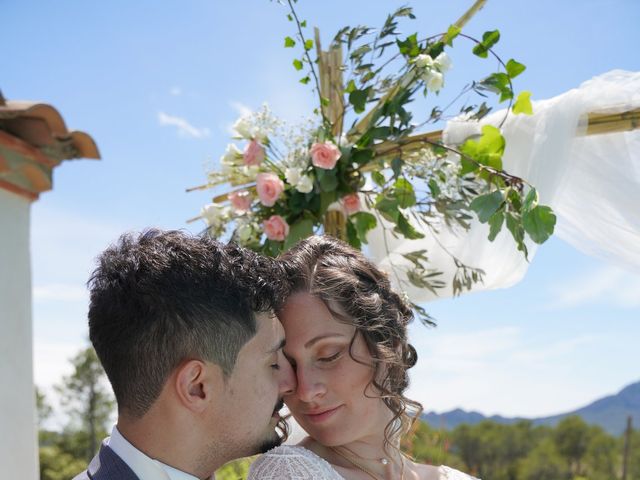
[279,292,391,446]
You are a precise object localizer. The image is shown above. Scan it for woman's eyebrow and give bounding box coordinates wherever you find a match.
[304,333,345,349]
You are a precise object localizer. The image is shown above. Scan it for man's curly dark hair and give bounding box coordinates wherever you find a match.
[88,229,288,418]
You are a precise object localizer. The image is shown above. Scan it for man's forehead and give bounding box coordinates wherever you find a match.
[254,311,285,351]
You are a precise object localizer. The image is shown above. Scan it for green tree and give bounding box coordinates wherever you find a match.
[519,437,569,480]
[553,416,591,476]
[584,426,618,480]
[35,386,53,427]
[55,346,115,462]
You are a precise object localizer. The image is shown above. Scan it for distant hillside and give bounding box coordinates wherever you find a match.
[421,380,640,436]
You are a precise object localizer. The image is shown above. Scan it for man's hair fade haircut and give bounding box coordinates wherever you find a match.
[88,229,288,418]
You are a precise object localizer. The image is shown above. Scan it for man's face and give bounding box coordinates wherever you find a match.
[213,312,295,459]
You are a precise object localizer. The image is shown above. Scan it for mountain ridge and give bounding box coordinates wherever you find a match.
[421,380,640,436]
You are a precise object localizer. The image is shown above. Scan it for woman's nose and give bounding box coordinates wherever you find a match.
[294,365,326,403]
[279,356,297,396]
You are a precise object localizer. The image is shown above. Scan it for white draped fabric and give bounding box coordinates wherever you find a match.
[368,70,640,302]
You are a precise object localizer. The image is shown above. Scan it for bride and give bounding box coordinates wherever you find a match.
[248,235,478,480]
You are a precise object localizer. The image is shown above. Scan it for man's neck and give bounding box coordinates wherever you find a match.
[116,415,218,479]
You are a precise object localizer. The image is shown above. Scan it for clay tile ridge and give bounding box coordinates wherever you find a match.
[0,95,100,160]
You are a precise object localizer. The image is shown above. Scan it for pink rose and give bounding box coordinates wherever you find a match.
[256,172,284,207]
[310,141,341,169]
[263,215,289,241]
[228,190,252,212]
[243,140,265,166]
[342,193,361,214]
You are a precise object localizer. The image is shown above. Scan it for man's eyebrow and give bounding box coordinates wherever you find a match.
[266,337,286,355]
[304,333,345,349]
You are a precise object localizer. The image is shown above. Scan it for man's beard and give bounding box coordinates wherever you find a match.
[256,398,286,453]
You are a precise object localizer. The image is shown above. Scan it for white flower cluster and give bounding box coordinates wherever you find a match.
[413,52,452,93]
[200,203,231,237]
[219,143,259,184]
[232,103,281,142]
[284,166,314,193]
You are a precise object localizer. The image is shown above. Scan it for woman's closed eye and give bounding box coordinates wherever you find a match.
[318,350,343,363]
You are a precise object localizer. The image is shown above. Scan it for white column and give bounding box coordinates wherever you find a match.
[0,188,38,478]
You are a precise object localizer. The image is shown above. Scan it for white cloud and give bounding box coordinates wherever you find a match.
[158,111,210,139]
[33,283,87,302]
[169,86,182,96]
[549,265,640,308]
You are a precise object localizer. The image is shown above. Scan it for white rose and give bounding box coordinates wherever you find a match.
[237,223,255,243]
[414,54,434,68]
[285,167,302,186]
[423,70,444,92]
[241,165,260,180]
[233,116,253,139]
[435,52,452,73]
[221,143,242,165]
[200,203,227,227]
[296,175,314,193]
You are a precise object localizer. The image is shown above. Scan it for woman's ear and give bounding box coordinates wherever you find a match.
[174,359,224,413]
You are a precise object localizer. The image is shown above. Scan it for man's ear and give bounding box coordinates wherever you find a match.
[174,359,224,413]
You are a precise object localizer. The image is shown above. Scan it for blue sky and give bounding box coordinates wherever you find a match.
[3,0,639,419]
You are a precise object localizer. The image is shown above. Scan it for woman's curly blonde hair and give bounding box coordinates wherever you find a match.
[279,235,423,451]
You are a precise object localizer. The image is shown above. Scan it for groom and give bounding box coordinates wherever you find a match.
[74,229,295,479]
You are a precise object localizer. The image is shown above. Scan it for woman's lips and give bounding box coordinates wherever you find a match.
[304,405,342,424]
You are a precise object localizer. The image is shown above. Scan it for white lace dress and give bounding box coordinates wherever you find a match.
[248,445,479,479]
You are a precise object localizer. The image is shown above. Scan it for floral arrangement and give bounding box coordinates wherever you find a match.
[191,0,556,317]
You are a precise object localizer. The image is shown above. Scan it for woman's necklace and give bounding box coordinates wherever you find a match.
[329,446,405,480]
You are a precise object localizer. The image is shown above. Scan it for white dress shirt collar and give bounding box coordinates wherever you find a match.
[107,425,211,480]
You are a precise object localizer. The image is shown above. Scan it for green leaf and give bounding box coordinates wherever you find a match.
[292,59,304,71]
[346,220,362,249]
[523,188,538,212]
[487,211,504,241]
[319,171,338,192]
[443,25,461,46]
[460,125,505,175]
[396,33,420,57]
[472,30,500,58]
[513,91,533,115]
[505,213,528,258]
[523,205,556,244]
[428,178,441,197]
[304,39,314,51]
[351,212,377,244]
[372,171,386,187]
[283,218,314,250]
[299,76,310,85]
[395,213,425,239]
[349,88,370,113]
[391,158,403,178]
[284,36,296,48]
[351,148,373,165]
[287,14,293,22]
[319,191,337,214]
[393,178,416,208]
[375,194,399,223]
[345,79,357,94]
[506,59,526,79]
[480,72,513,102]
[470,190,504,223]
[300,20,307,28]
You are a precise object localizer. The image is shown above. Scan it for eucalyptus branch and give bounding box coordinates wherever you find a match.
[285,0,330,131]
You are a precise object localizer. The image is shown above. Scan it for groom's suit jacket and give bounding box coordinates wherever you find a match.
[73,440,139,480]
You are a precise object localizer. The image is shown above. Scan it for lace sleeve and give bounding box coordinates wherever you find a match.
[247,445,344,480]
[439,465,480,480]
